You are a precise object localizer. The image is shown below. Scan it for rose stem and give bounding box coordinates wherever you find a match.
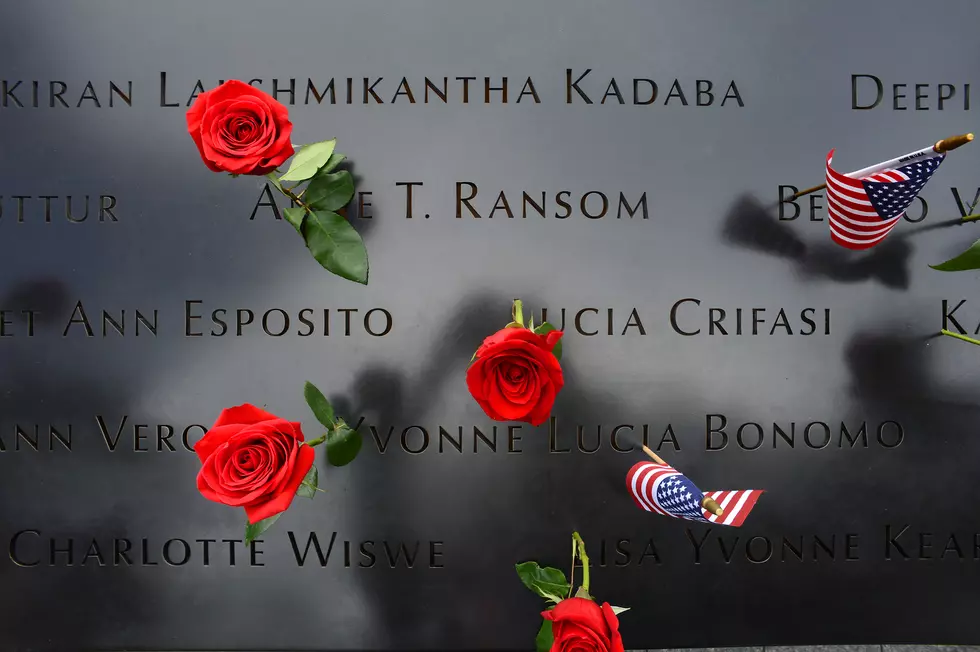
[305,417,365,448]
[279,185,313,212]
[266,171,313,212]
[306,434,328,447]
[572,532,589,595]
[567,535,576,599]
[940,329,980,346]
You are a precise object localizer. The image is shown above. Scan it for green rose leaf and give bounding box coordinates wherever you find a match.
[244,513,282,546]
[283,206,306,234]
[304,381,335,429]
[512,299,524,326]
[930,238,980,271]
[504,321,523,329]
[306,170,355,212]
[609,606,630,615]
[326,426,363,466]
[515,561,570,604]
[321,152,346,174]
[265,173,285,194]
[296,465,319,499]
[533,322,562,362]
[574,586,593,600]
[301,210,369,285]
[535,618,554,652]
[279,139,337,182]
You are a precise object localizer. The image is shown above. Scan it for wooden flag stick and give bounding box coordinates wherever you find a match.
[702,496,724,517]
[641,445,725,516]
[641,445,666,465]
[783,132,974,203]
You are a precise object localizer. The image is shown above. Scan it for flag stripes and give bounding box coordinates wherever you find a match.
[626,461,763,528]
[825,149,944,250]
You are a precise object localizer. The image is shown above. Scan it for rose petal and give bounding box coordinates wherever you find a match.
[475,326,555,357]
[546,597,609,639]
[185,93,221,172]
[524,377,556,426]
[193,423,246,463]
[203,79,279,108]
[600,603,625,652]
[212,404,282,428]
[244,444,316,524]
[544,329,563,352]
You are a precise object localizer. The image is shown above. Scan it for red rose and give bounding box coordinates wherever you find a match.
[542,598,625,652]
[194,403,315,524]
[466,327,563,426]
[185,80,294,175]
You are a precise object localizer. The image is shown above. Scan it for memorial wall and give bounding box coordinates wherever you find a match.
[1,1,980,650]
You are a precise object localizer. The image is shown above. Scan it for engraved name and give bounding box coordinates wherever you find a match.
[596,526,980,566]
[455,183,648,220]
[0,414,903,453]
[0,300,394,338]
[778,185,980,224]
[941,299,980,335]
[7,530,443,568]
[851,74,971,111]
[530,303,831,336]
[0,194,118,223]
[0,72,746,108]
[364,415,902,455]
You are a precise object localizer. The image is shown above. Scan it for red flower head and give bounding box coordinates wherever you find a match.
[195,403,315,524]
[467,322,563,427]
[186,80,294,175]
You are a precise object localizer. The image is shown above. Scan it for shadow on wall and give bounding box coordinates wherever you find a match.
[722,195,912,289]
[326,290,707,648]
[0,277,157,650]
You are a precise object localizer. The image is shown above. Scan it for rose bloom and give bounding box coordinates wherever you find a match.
[194,404,315,524]
[542,598,625,652]
[186,79,294,175]
[466,327,563,426]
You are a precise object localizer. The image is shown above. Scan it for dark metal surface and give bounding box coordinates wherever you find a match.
[1,1,980,650]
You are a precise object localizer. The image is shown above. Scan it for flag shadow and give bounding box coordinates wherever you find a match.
[721,194,913,289]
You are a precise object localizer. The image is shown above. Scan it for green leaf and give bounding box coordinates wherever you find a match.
[304,381,335,428]
[512,299,524,326]
[283,206,306,234]
[321,152,346,174]
[244,513,281,546]
[533,322,562,362]
[515,562,570,603]
[535,618,554,652]
[930,238,980,271]
[265,173,284,194]
[574,586,593,600]
[301,210,369,284]
[326,426,363,466]
[609,606,630,615]
[504,321,523,329]
[306,170,355,212]
[296,465,319,499]
[279,139,337,182]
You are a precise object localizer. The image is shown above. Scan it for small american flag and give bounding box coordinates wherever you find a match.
[626,461,763,527]
[825,149,944,250]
